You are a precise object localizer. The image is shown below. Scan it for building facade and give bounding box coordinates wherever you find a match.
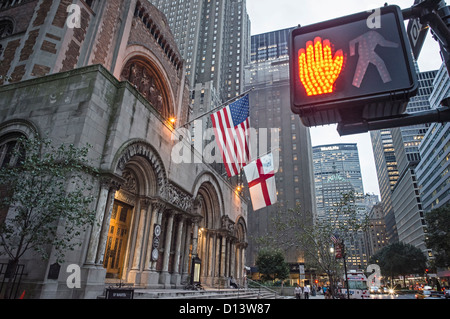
[365,203,389,258]
[312,143,364,221]
[244,28,316,270]
[416,64,450,213]
[370,129,400,244]
[151,0,251,112]
[0,0,248,299]
[390,69,437,256]
[312,143,371,269]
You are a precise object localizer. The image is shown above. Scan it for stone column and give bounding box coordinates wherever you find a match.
[181,219,192,283]
[142,201,165,287]
[220,234,226,278]
[230,241,236,278]
[214,235,220,280]
[94,179,120,266]
[159,211,175,287]
[171,214,185,286]
[128,198,151,284]
[84,182,110,266]
[191,218,200,257]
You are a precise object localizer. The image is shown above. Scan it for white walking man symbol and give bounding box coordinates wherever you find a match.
[349,30,399,88]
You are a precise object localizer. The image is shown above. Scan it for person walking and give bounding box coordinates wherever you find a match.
[294,284,302,299]
[303,285,310,299]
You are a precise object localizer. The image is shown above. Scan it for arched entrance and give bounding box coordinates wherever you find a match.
[102,141,167,283]
[103,201,133,278]
[192,180,247,287]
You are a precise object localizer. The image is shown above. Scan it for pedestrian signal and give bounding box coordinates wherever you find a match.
[289,5,418,131]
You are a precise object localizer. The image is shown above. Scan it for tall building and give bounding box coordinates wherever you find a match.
[365,203,389,258]
[0,0,248,298]
[370,129,399,243]
[312,143,369,269]
[416,63,450,213]
[390,69,437,255]
[312,143,364,221]
[244,28,316,271]
[151,0,251,114]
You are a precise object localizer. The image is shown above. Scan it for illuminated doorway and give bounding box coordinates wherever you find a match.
[103,201,133,278]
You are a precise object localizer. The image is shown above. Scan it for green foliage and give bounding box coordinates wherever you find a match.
[369,242,427,279]
[0,136,99,264]
[425,204,450,268]
[255,248,290,282]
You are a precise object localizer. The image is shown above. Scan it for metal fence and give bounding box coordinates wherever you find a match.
[0,262,25,299]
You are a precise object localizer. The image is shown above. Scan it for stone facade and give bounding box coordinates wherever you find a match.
[0,0,248,299]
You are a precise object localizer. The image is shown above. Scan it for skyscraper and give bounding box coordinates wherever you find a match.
[370,67,437,253]
[312,143,370,269]
[151,0,251,116]
[370,129,400,243]
[244,28,316,270]
[390,69,437,255]
[312,144,364,221]
[416,63,450,213]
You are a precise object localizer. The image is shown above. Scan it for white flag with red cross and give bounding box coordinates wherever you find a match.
[244,153,277,211]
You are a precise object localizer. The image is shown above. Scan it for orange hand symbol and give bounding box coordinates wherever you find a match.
[298,37,344,96]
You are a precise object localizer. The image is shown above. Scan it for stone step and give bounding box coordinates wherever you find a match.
[132,288,281,299]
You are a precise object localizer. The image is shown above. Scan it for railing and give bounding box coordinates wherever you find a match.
[0,262,25,299]
[246,278,280,299]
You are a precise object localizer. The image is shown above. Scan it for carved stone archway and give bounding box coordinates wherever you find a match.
[120,57,173,119]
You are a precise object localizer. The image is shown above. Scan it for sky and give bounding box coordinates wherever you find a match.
[246,0,443,197]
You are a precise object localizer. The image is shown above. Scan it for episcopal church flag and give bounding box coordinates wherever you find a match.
[210,94,251,177]
[244,153,277,211]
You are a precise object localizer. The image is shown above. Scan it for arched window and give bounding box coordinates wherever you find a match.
[0,133,25,224]
[0,19,13,39]
[0,134,25,168]
[120,58,171,119]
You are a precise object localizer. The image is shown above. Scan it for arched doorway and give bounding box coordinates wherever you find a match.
[103,201,133,278]
[103,141,166,282]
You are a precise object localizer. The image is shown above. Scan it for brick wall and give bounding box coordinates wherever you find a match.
[91,0,124,67]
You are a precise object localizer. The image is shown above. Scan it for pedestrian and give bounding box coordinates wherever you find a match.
[303,285,310,299]
[294,284,302,299]
[230,276,238,289]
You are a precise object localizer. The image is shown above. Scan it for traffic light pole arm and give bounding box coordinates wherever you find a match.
[337,106,450,135]
[402,0,450,55]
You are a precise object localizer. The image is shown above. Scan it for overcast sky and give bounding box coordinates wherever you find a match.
[246,0,443,197]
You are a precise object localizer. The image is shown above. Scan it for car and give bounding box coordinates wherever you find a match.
[416,290,432,299]
[415,290,445,299]
[370,286,380,294]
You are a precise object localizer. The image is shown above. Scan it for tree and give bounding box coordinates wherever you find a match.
[255,192,368,295]
[425,204,450,268]
[0,136,98,296]
[255,248,290,282]
[369,242,427,287]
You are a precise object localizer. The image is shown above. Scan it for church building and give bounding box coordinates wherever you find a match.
[0,0,248,299]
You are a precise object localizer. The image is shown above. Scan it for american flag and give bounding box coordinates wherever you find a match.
[210,94,251,177]
[331,234,340,244]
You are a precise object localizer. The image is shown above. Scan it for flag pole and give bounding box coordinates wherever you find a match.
[180,87,254,128]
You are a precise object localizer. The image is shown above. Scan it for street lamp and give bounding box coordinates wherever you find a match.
[191,256,202,285]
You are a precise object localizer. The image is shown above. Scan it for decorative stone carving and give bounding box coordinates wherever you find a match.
[221,215,235,233]
[121,60,166,115]
[159,183,193,212]
[121,170,137,193]
[116,141,166,191]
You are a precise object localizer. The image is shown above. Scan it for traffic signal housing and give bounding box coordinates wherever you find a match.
[289,5,418,133]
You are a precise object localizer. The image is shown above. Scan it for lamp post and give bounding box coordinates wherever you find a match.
[191,256,202,285]
[341,241,350,299]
